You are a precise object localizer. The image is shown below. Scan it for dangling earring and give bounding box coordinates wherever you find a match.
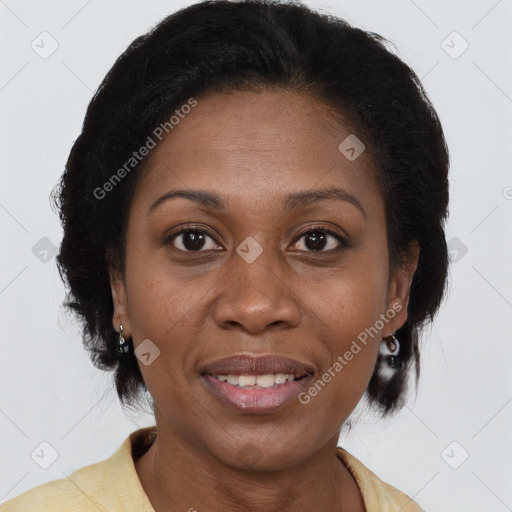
[385,333,402,370]
[117,325,130,357]
[380,333,402,370]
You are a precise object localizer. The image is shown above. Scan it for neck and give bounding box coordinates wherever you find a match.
[134,415,364,512]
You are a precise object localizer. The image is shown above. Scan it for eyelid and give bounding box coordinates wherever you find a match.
[290,226,350,251]
[165,223,350,254]
[165,224,222,250]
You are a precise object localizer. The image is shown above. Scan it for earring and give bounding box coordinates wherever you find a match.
[380,333,402,370]
[117,325,130,357]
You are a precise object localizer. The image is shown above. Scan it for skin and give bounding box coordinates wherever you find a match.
[111,88,419,512]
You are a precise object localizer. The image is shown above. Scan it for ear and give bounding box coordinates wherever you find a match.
[110,268,131,336]
[384,241,420,336]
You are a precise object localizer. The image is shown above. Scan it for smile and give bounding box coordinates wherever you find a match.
[201,372,313,413]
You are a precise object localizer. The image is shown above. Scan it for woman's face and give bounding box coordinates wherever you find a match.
[112,89,417,469]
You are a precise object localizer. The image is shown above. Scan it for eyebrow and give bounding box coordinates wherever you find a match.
[149,187,366,218]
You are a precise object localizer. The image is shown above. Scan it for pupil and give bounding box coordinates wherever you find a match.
[305,231,326,251]
[183,231,205,251]
[181,231,328,251]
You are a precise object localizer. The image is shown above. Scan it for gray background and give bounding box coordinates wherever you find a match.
[1,0,511,510]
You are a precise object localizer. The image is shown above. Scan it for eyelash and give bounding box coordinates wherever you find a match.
[166,224,349,253]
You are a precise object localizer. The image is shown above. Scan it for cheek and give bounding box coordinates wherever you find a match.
[122,253,210,410]
[298,253,388,414]
[125,264,207,341]
[123,242,221,383]
[299,292,383,430]
[304,244,389,342]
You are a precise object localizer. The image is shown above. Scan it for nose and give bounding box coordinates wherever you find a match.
[211,250,302,334]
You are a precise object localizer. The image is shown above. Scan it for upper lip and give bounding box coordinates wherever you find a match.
[200,354,315,377]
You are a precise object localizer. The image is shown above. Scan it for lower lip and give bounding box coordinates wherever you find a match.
[202,374,313,413]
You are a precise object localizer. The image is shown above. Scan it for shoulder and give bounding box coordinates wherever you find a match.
[336,447,426,512]
[0,456,112,511]
[0,464,107,511]
[1,427,157,512]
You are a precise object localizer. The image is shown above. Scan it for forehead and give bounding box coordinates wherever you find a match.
[134,89,382,219]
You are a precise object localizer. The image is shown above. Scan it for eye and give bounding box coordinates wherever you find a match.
[166,225,348,253]
[291,227,348,253]
[168,227,222,252]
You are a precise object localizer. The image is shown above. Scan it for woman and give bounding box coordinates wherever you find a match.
[2,0,449,510]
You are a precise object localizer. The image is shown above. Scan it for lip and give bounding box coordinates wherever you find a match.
[201,373,314,413]
[199,353,315,414]
[199,353,315,377]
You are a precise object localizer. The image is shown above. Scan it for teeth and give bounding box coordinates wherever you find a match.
[213,373,300,388]
[238,375,256,386]
[255,374,275,388]
[226,375,238,385]
[276,374,288,384]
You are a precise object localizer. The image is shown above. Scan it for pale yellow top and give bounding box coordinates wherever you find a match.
[1,426,424,511]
